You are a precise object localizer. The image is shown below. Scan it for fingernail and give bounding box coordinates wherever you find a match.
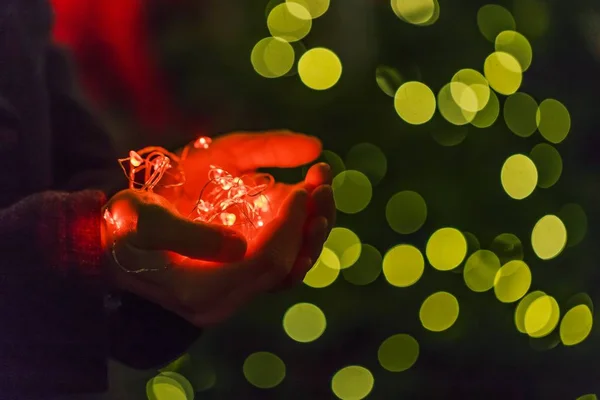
[315,216,328,232]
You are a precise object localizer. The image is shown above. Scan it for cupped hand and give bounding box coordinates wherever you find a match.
[172,130,336,287]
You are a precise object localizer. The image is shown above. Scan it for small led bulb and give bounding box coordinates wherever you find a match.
[129,151,143,167]
[220,212,236,226]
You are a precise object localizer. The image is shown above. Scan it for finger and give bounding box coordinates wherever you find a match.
[303,163,332,192]
[135,205,247,262]
[218,131,322,171]
[310,185,335,233]
[274,216,328,290]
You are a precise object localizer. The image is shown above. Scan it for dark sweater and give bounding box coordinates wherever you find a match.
[0,0,200,396]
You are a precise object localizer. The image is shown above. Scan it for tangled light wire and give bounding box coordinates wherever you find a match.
[117,134,273,247]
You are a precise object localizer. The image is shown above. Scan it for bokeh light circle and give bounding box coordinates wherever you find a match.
[391,0,436,25]
[383,244,425,287]
[493,260,532,303]
[524,295,560,338]
[394,81,436,125]
[515,291,546,334]
[303,247,340,288]
[560,305,594,346]
[490,233,524,264]
[419,291,460,332]
[345,143,387,185]
[503,92,538,137]
[376,65,404,97]
[531,215,567,260]
[298,47,342,90]
[495,30,533,71]
[251,37,295,78]
[243,352,286,389]
[342,244,383,286]
[147,372,192,400]
[484,52,523,95]
[471,90,500,128]
[529,143,563,189]
[267,3,312,42]
[331,366,374,400]
[283,303,327,343]
[377,334,420,372]
[286,0,330,19]
[386,191,427,234]
[332,170,373,214]
[558,204,588,247]
[438,82,477,125]
[477,4,516,42]
[536,99,571,144]
[324,227,362,269]
[431,126,468,147]
[451,69,490,111]
[500,154,538,200]
[426,228,467,271]
[463,250,501,292]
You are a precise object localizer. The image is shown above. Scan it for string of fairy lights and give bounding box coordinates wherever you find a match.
[144,1,596,399]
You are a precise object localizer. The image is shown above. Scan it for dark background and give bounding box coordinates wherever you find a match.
[67,0,600,398]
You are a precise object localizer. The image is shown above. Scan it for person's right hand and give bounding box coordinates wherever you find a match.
[101,186,312,327]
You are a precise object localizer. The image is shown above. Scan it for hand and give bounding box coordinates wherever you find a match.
[173,130,336,289]
[103,187,314,326]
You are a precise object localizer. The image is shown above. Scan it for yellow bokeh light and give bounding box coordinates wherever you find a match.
[324,227,362,269]
[451,69,490,112]
[576,395,598,400]
[437,82,477,125]
[377,334,420,372]
[431,126,468,147]
[391,0,436,25]
[283,303,327,343]
[524,295,560,338]
[376,65,404,97]
[536,99,571,144]
[286,0,330,19]
[426,227,467,271]
[514,0,550,40]
[515,290,546,334]
[495,31,533,71]
[471,90,500,128]
[490,233,524,265]
[385,191,427,234]
[503,92,538,137]
[463,250,501,292]
[147,372,192,400]
[419,291,460,332]
[332,170,372,214]
[560,305,594,346]
[484,52,522,95]
[331,366,374,400]
[303,247,340,288]
[558,204,588,247]
[251,37,295,78]
[500,154,538,200]
[345,143,388,185]
[529,143,563,189]
[267,3,312,42]
[477,4,516,42]
[493,260,532,303]
[243,352,286,389]
[383,244,425,287]
[531,214,567,260]
[342,244,382,286]
[394,81,436,125]
[298,47,342,90]
[321,150,346,178]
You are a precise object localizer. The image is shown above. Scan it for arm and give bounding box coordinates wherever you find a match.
[46,44,201,369]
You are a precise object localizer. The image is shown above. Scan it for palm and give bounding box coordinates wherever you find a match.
[172,132,323,224]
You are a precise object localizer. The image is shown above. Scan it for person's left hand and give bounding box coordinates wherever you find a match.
[162,130,336,289]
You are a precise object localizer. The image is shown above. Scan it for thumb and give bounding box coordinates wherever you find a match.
[135,204,248,262]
